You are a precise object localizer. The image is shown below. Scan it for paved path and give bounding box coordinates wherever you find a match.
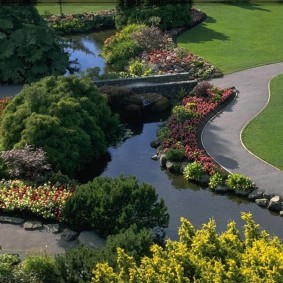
[202,62,283,196]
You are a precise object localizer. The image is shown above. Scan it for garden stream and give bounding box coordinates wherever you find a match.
[66,31,283,240]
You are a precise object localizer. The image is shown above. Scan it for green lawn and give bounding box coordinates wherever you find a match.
[36,3,115,15]
[241,74,283,170]
[177,3,283,74]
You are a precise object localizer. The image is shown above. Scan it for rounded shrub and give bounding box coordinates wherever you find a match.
[226,173,255,191]
[63,175,169,236]
[183,162,206,182]
[208,171,227,190]
[0,75,120,177]
[166,148,185,162]
[191,81,212,97]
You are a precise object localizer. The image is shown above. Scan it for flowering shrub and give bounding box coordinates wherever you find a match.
[172,104,198,122]
[0,180,75,220]
[44,10,115,34]
[159,85,235,175]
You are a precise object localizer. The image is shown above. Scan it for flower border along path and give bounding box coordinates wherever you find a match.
[202,62,283,196]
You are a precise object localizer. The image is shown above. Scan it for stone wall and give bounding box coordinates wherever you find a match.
[95,73,198,99]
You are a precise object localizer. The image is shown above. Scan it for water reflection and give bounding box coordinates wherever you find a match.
[64,30,115,74]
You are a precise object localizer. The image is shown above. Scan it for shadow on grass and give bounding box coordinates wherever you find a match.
[178,23,230,44]
[224,2,271,12]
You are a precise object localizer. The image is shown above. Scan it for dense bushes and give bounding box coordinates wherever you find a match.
[0,5,69,84]
[44,10,115,34]
[0,75,120,177]
[115,2,192,30]
[63,175,169,236]
[93,213,283,283]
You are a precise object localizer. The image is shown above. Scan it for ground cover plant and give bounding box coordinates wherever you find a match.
[242,74,283,170]
[93,213,283,283]
[0,75,120,177]
[0,5,69,84]
[178,3,283,74]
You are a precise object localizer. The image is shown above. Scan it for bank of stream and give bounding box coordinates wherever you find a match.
[66,31,283,240]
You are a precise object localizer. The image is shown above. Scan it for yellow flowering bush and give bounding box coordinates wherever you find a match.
[0,180,75,220]
[92,213,283,283]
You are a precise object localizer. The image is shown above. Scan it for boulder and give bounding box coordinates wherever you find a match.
[214,186,229,193]
[24,221,42,230]
[248,189,264,201]
[44,224,60,234]
[199,174,210,187]
[280,211,283,217]
[166,161,174,171]
[263,193,273,200]
[255,198,269,208]
[235,189,252,197]
[151,154,158,161]
[268,195,282,211]
[61,228,78,241]
[0,216,24,225]
[159,154,167,167]
[78,231,106,249]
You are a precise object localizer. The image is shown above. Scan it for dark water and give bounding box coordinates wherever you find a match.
[65,31,283,240]
[102,121,283,240]
[64,30,115,74]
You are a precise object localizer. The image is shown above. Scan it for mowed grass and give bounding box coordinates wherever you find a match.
[36,3,115,15]
[177,3,283,74]
[241,74,283,170]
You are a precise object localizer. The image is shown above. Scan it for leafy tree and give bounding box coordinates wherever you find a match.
[63,175,169,236]
[0,75,120,177]
[0,5,69,84]
[92,213,283,283]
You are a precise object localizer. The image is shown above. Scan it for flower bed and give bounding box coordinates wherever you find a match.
[0,180,75,221]
[157,84,236,175]
[44,10,115,34]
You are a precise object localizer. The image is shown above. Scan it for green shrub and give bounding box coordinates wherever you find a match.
[183,162,206,182]
[0,254,20,268]
[63,175,169,236]
[157,126,170,142]
[172,105,198,122]
[208,172,226,190]
[226,173,255,191]
[0,75,120,177]
[166,148,185,162]
[115,2,192,30]
[21,254,60,283]
[102,24,145,70]
[0,5,69,84]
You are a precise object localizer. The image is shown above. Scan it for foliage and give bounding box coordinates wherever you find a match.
[0,254,20,269]
[98,86,143,123]
[44,10,115,35]
[0,179,75,220]
[0,75,120,177]
[165,148,185,162]
[102,24,145,70]
[208,171,227,190]
[226,173,255,191]
[192,81,212,97]
[56,225,154,283]
[0,98,10,122]
[1,145,51,182]
[63,175,169,236]
[128,60,153,77]
[158,87,235,174]
[115,2,192,30]
[21,254,60,283]
[183,161,206,182]
[93,213,283,283]
[172,104,198,122]
[0,5,69,84]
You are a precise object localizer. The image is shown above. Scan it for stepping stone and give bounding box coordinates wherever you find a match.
[0,216,25,225]
[24,221,42,230]
[255,198,269,208]
[61,228,78,241]
[44,224,60,234]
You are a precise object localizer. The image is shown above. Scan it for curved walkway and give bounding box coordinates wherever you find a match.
[202,62,283,196]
